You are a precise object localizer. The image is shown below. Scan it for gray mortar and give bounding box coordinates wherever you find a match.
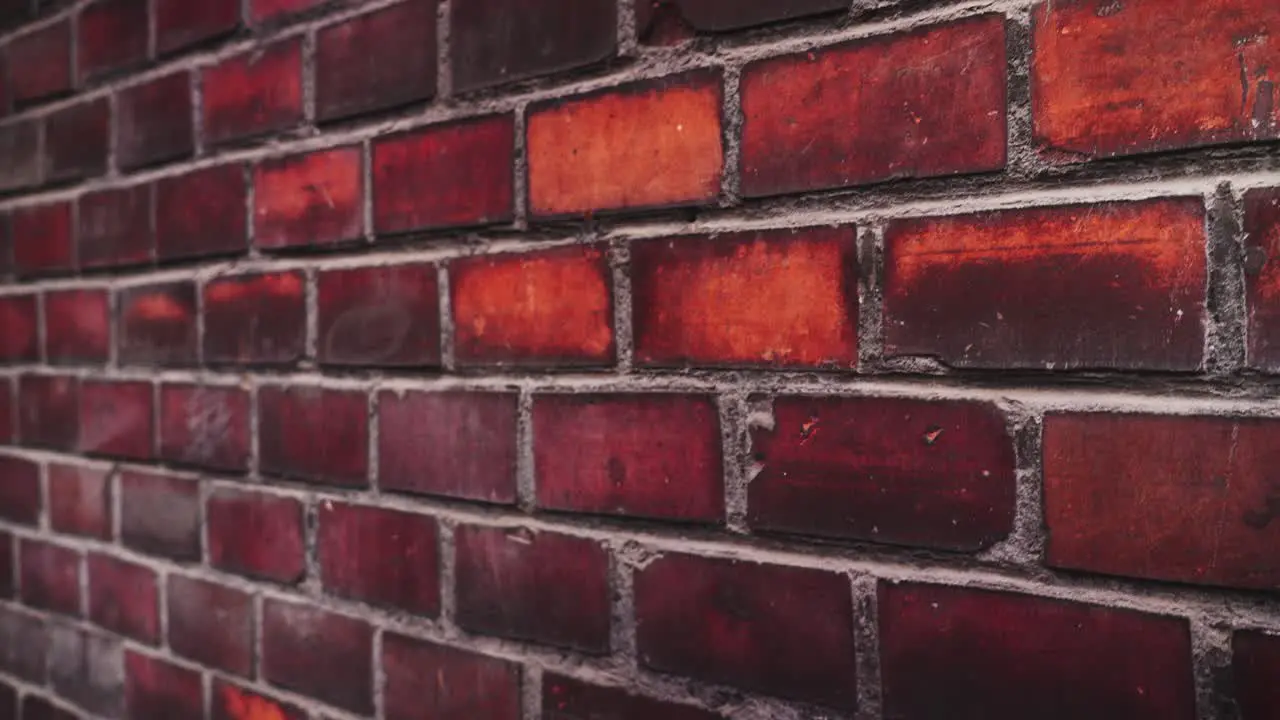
[856,225,885,371]
[850,574,883,720]
[607,239,634,373]
[1205,183,1249,377]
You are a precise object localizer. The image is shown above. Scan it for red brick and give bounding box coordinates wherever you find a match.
[124,652,202,720]
[260,385,369,486]
[451,245,614,367]
[527,72,723,217]
[202,38,303,145]
[378,391,518,503]
[168,575,252,676]
[741,16,1006,197]
[44,289,109,364]
[18,375,79,450]
[750,396,1016,550]
[251,0,323,23]
[88,554,158,643]
[1235,630,1280,720]
[120,470,201,561]
[5,21,71,104]
[0,455,39,525]
[156,0,239,55]
[117,72,194,169]
[0,121,38,193]
[317,264,440,367]
[213,681,306,720]
[637,0,846,40]
[1244,188,1280,369]
[78,186,153,269]
[207,488,305,583]
[631,227,858,368]
[43,98,109,183]
[48,463,111,539]
[262,599,373,713]
[319,503,440,615]
[884,199,1206,370]
[0,531,12,598]
[78,0,147,80]
[454,526,610,652]
[203,271,306,365]
[1033,0,1280,159]
[12,203,73,277]
[544,674,723,720]
[78,380,152,460]
[0,294,36,362]
[383,635,521,720]
[373,115,515,233]
[534,393,722,522]
[254,146,363,250]
[0,604,49,682]
[0,216,10,277]
[451,0,614,91]
[0,378,12,444]
[20,540,80,616]
[635,553,856,709]
[316,0,436,122]
[1044,413,1280,591]
[155,164,248,261]
[118,281,197,366]
[159,384,250,472]
[46,625,124,716]
[880,582,1195,720]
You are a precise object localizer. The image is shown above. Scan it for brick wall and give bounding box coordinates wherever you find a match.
[0,0,1278,718]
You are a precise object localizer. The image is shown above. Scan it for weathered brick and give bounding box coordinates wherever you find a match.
[5,21,71,104]
[117,72,194,169]
[213,681,306,720]
[0,605,48,682]
[0,120,38,193]
[78,380,152,459]
[12,202,73,276]
[451,245,614,367]
[43,98,109,183]
[373,115,515,233]
[120,470,201,561]
[1244,188,1280,369]
[319,502,440,615]
[203,271,306,365]
[0,531,12,598]
[637,0,846,40]
[451,0,614,91]
[18,375,78,450]
[47,626,123,716]
[317,264,439,367]
[0,455,39,525]
[527,72,723,217]
[631,227,858,368]
[44,289,109,364]
[202,38,303,145]
[316,0,436,121]
[159,384,250,472]
[251,0,323,23]
[0,377,12,444]
[383,634,522,720]
[884,199,1206,370]
[168,575,253,676]
[87,554,158,644]
[20,540,81,616]
[78,0,147,80]
[124,651,202,720]
[207,488,305,582]
[155,164,248,261]
[0,216,10,277]
[455,526,610,652]
[1234,630,1280,720]
[544,674,723,720]
[118,281,198,366]
[23,696,79,720]
[254,146,363,250]
[156,0,239,55]
[378,390,518,503]
[0,294,37,362]
[260,385,368,486]
[880,582,1195,720]
[48,463,111,539]
[635,553,856,709]
[78,186,153,269]
[262,599,374,713]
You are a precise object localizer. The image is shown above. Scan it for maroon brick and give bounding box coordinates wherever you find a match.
[544,674,723,720]
[125,652,202,720]
[0,378,12,444]
[454,526,610,652]
[168,575,252,676]
[451,0,615,91]
[203,272,306,365]
[5,21,71,104]
[156,0,240,55]
[207,488,305,583]
[117,72,194,169]
[262,600,373,713]
[118,282,196,366]
[48,463,112,539]
[88,554,158,643]
[155,164,249,261]
[383,634,522,720]
[43,98,109,183]
[20,696,77,720]
[0,455,39,525]
[12,203,73,277]
[533,393,723,522]
[317,264,441,367]
[260,386,369,486]
[78,0,147,79]
[20,540,81,616]
[880,582,1195,720]
[18,375,79,450]
[78,186,153,269]
[319,503,439,615]
[0,121,38,193]
[253,146,363,250]
[1244,187,1280,369]
[635,553,856,709]
[0,532,12,598]
[46,625,124,716]
[78,380,152,459]
[316,0,436,122]
[378,391,518,504]
[159,384,250,472]
[1235,630,1280,720]
[251,0,323,23]
[0,294,37,362]
[0,605,48,682]
[0,685,11,720]
[120,470,201,561]
[44,289,110,364]
[0,215,10,277]
[202,38,303,145]
[638,0,846,40]
[373,115,515,233]
[213,681,306,720]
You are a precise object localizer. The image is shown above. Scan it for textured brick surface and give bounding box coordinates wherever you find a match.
[254,146,364,250]
[251,0,323,23]
[1244,187,1280,369]
[118,282,198,366]
[120,470,200,561]
[48,463,111,539]
[259,385,368,486]
[451,0,615,91]
[116,72,194,170]
[202,39,304,145]
[0,294,37,362]
[262,600,374,713]
[12,203,73,276]
[544,675,723,720]
[383,634,522,720]
[316,0,436,121]
[155,0,239,55]
[158,384,250,472]
[0,455,40,525]
[207,489,305,582]
[124,651,203,719]
[1234,630,1280,720]
[43,98,109,183]
[77,380,152,459]
[167,574,252,676]
[87,554,158,643]
[78,186,152,269]
[154,164,248,260]
[77,0,148,80]
[20,540,81,616]
[18,375,79,450]
[203,272,306,365]
[317,264,440,366]
[0,121,39,193]
[46,626,123,716]
[43,289,109,364]
[5,21,71,104]
[318,502,440,615]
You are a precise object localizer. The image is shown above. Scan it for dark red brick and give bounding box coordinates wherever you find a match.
[12,203,73,276]
[0,531,12,598]
[316,0,436,122]
[155,164,249,261]
[44,289,109,364]
[78,380,152,459]
[251,0,323,23]
[259,385,368,486]
[202,39,303,145]
[0,121,38,193]
[0,294,36,362]
[880,582,1195,720]
[317,264,440,367]
[318,502,440,614]
[637,0,846,40]
[20,695,77,720]
[43,98,109,183]
[451,0,614,91]
[378,390,518,503]
[262,599,373,713]
[46,625,124,716]
[527,72,722,217]
[454,526,610,652]
[1244,188,1280,369]
[254,146,363,250]
[0,215,10,277]
[117,72,194,169]
[213,681,306,720]
[1045,413,1280,591]
[0,455,39,525]
[48,463,112,539]
[124,652,202,720]
[88,554,158,643]
[18,375,78,450]
[1235,630,1280,720]
[383,634,521,720]
[203,271,306,365]
[159,383,250,472]
[0,377,12,444]
[167,575,252,676]
[635,553,856,709]
[78,0,147,80]
[544,674,723,720]
[0,684,11,720]
[20,540,80,616]
[0,605,48,682]
[207,488,305,583]
[373,115,515,233]
[78,186,153,269]
[741,16,1006,197]
[118,282,198,366]
[5,21,71,104]
[156,0,239,55]
[120,470,200,561]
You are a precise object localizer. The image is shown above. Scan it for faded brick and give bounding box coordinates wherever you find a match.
[88,554,158,644]
[168,575,253,676]
[159,384,250,472]
[383,635,522,720]
[21,540,81,616]
[120,470,201,561]
[47,626,124,717]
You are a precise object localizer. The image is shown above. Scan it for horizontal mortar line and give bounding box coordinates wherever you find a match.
[0,0,94,46]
